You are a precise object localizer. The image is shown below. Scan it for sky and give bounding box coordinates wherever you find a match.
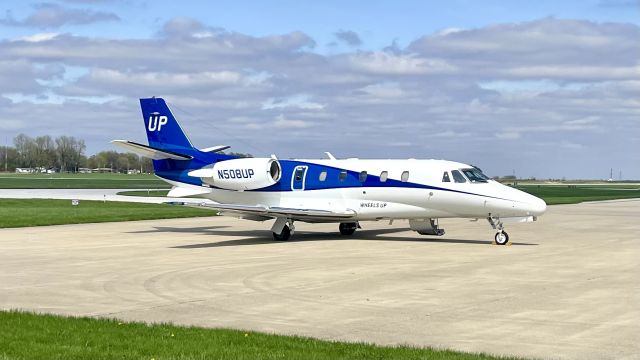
[0,0,638,179]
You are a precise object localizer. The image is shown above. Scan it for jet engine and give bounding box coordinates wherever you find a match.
[188,158,282,191]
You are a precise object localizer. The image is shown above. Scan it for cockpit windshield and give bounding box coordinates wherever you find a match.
[461,168,490,183]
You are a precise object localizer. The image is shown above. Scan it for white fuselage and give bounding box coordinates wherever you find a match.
[173,158,547,222]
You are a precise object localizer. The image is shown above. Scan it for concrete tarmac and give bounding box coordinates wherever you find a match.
[1,200,638,359]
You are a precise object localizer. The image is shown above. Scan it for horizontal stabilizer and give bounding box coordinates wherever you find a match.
[111,140,192,160]
[200,145,230,153]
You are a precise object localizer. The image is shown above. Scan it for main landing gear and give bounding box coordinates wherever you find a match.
[339,222,359,236]
[272,218,294,241]
[272,224,292,241]
[487,216,509,245]
[272,219,360,240]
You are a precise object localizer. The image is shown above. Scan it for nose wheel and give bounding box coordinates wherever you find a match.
[487,216,510,246]
[494,231,509,245]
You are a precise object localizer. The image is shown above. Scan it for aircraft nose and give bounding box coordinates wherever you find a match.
[527,196,547,216]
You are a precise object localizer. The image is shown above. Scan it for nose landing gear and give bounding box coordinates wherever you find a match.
[494,230,509,245]
[487,216,510,246]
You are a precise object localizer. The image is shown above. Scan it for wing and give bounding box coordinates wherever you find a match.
[166,201,357,222]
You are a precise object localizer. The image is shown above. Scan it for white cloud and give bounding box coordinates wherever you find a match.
[495,132,521,139]
[432,131,471,138]
[262,94,324,110]
[435,27,465,36]
[504,65,640,80]
[90,69,242,86]
[347,52,456,75]
[358,82,407,98]
[15,32,60,42]
[0,3,119,28]
[273,114,312,129]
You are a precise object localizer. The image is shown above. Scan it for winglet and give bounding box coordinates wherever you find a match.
[325,152,336,160]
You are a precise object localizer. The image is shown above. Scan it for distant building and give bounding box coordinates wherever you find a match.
[15,168,35,173]
[127,169,141,175]
[92,167,113,173]
[78,168,92,174]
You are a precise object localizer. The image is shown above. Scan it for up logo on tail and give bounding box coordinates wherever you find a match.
[148,114,168,132]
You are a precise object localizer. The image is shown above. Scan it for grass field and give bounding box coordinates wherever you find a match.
[0,311,516,360]
[0,199,214,228]
[515,184,640,205]
[0,172,169,189]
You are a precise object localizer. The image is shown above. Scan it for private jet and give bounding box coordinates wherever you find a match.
[113,97,547,244]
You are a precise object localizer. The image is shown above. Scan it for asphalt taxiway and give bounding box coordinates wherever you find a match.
[0,199,638,359]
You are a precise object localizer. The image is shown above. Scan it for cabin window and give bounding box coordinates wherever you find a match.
[359,171,367,182]
[294,168,305,181]
[401,171,410,182]
[319,171,327,181]
[339,170,348,181]
[442,172,450,182]
[451,170,466,183]
[380,171,388,182]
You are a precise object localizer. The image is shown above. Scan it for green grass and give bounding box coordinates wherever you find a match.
[0,199,214,228]
[516,184,640,205]
[0,311,517,360]
[0,172,169,189]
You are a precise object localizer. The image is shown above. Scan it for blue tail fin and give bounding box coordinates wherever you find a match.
[138,97,227,186]
[140,97,193,152]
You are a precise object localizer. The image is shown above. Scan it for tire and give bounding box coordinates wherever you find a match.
[339,222,357,236]
[273,225,291,241]
[494,231,509,245]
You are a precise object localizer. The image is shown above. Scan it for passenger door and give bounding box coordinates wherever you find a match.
[291,166,308,191]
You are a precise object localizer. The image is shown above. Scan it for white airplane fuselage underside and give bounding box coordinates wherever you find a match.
[176,184,542,221]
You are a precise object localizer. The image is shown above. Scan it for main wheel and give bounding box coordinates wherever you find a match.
[273,225,291,241]
[339,222,357,236]
[494,231,509,245]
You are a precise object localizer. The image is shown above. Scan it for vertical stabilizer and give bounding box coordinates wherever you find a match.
[140,97,193,151]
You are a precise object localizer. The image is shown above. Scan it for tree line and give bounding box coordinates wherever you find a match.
[0,134,153,173]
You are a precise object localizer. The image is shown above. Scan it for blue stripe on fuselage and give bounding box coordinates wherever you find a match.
[157,158,515,202]
[261,160,513,201]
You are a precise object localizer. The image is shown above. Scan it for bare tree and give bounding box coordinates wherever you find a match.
[0,146,18,172]
[13,134,36,168]
[55,136,86,172]
[34,135,56,169]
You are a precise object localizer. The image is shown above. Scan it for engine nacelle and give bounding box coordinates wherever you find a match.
[191,158,282,191]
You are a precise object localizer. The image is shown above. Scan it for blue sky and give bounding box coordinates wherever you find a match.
[0,0,638,179]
